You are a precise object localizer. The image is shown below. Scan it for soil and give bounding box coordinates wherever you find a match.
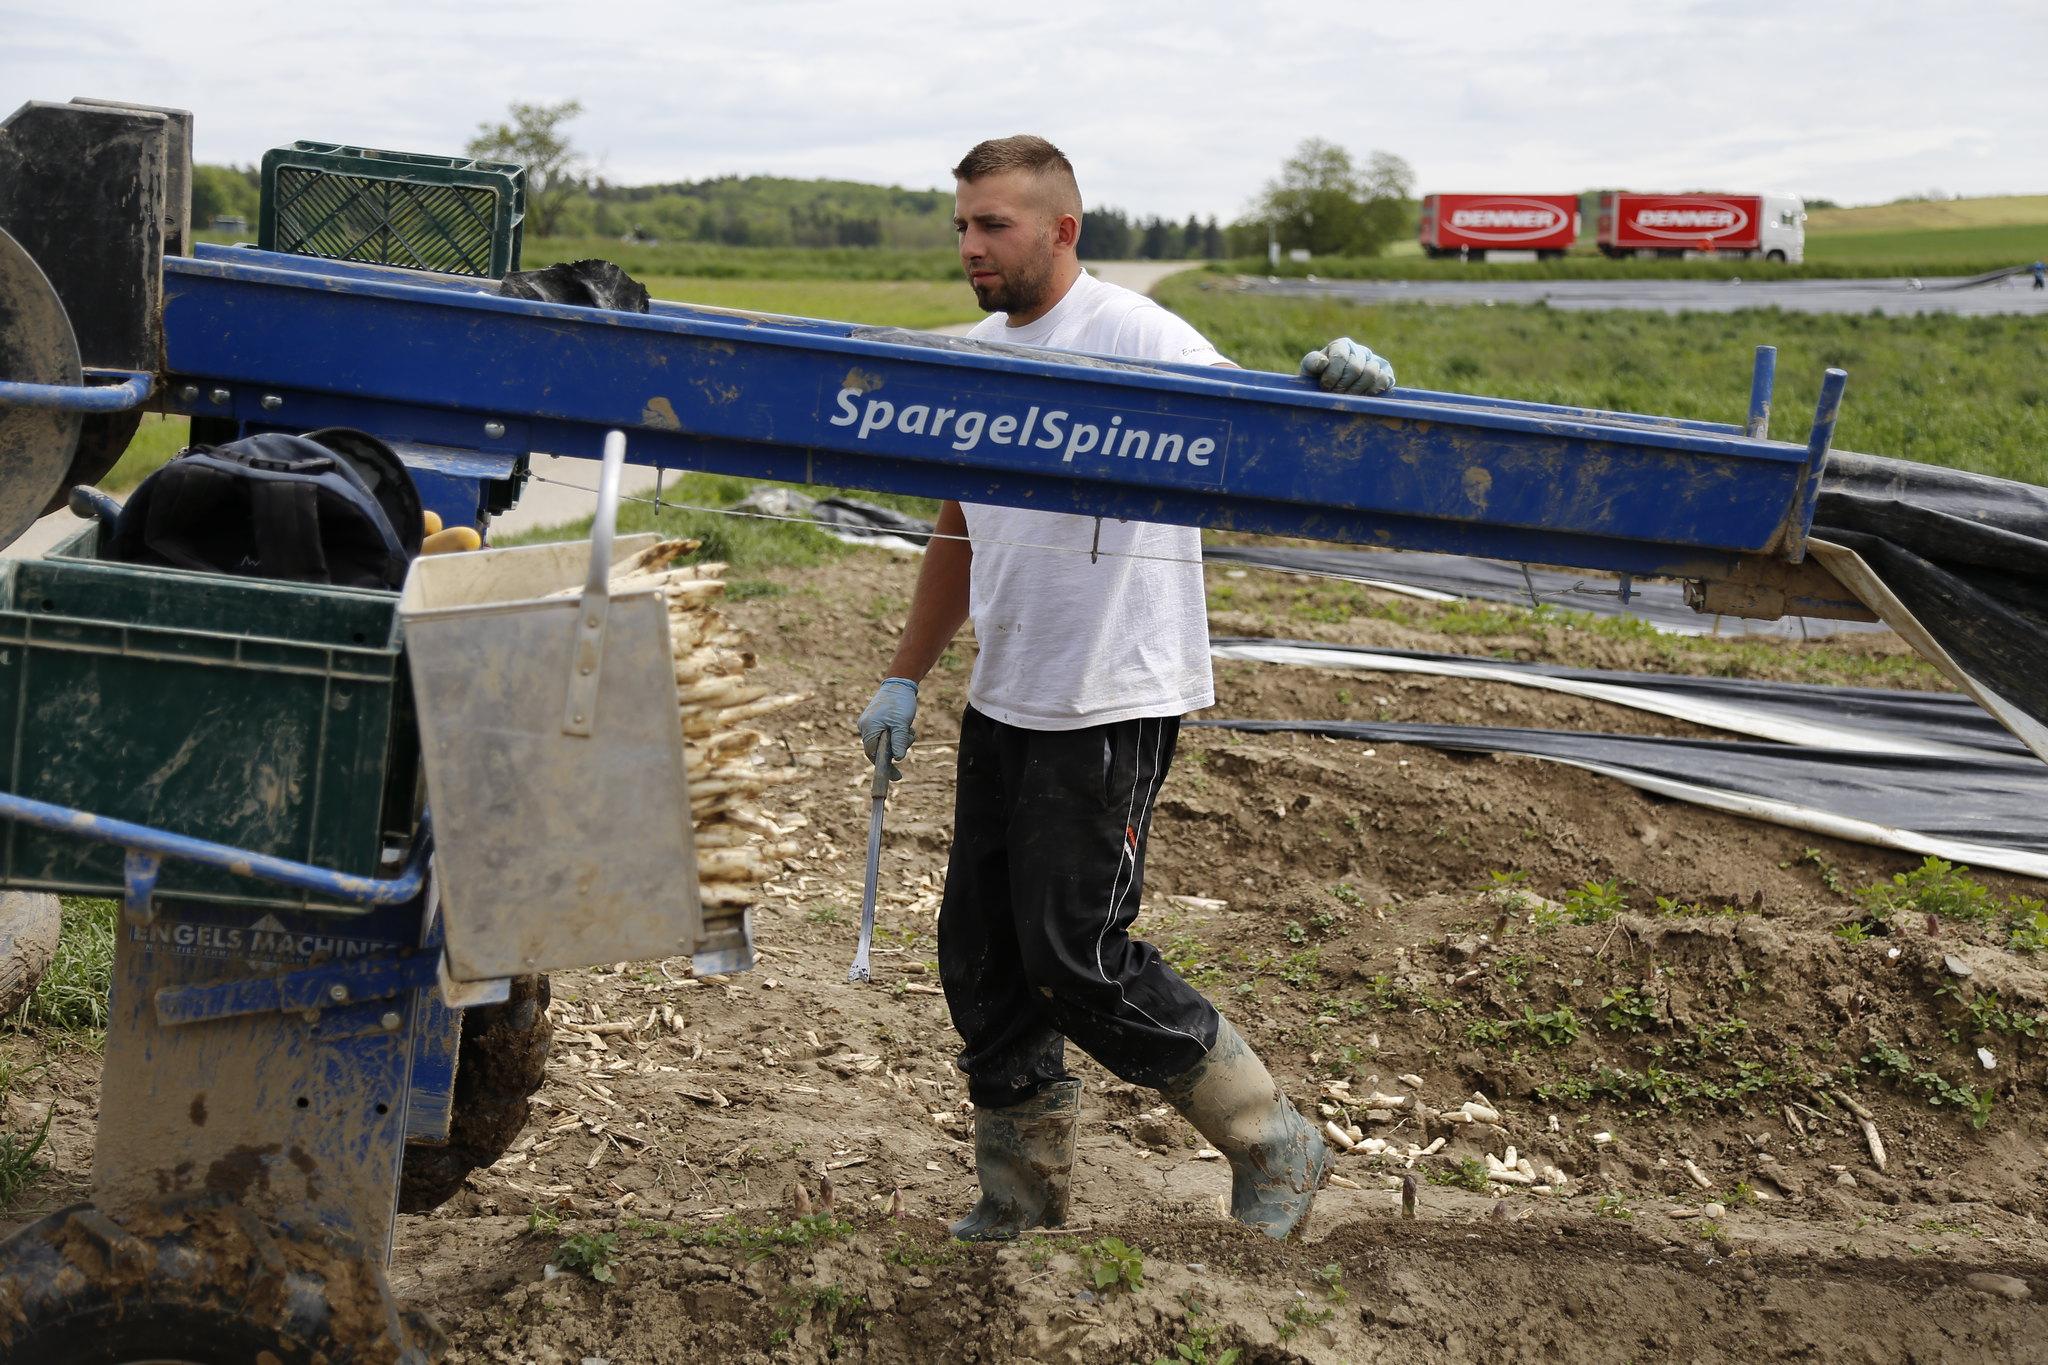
[7,550,2048,1363]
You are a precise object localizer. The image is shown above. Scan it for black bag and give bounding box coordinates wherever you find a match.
[104,429,423,590]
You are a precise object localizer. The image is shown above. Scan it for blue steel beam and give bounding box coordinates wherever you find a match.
[159,248,1841,580]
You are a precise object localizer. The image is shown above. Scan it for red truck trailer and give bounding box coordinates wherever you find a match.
[1595,192,1806,262]
[1417,193,1579,260]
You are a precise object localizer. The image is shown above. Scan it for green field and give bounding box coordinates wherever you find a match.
[1805,222,2046,267]
[1808,194,2048,233]
[1155,276,2048,485]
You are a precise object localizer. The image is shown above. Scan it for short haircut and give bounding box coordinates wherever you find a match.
[952,135,1082,219]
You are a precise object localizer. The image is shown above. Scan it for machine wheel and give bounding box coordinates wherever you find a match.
[1766,249,1787,263]
[0,890,61,1017]
[0,1196,443,1363]
[398,974,553,1212]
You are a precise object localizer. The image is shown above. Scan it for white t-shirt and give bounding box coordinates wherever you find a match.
[959,271,1223,731]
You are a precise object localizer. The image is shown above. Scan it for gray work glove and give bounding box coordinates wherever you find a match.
[857,677,918,779]
[1301,337,1396,396]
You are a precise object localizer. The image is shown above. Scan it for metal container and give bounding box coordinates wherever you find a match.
[400,433,702,979]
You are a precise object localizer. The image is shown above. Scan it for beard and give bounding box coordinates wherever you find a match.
[968,252,1055,315]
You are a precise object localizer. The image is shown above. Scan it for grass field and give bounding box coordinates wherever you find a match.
[1155,275,2048,484]
[640,277,978,329]
[1808,194,2048,233]
[1804,222,2046,267]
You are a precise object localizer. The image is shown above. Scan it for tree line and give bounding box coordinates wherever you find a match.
[191,101,1418,260]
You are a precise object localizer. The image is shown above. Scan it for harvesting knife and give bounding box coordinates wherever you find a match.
[848,726,895,983]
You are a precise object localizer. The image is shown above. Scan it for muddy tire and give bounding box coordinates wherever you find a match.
[398,974,552,1213]
[0,1196,443,1363]
[0,890,61,1018]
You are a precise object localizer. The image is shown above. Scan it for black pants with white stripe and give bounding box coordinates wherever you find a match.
[938,706,1220,1110]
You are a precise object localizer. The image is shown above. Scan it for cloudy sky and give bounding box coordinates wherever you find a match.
[5,1,2041,219]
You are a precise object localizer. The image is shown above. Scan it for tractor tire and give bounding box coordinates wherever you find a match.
[0,890,61,1018]
[397,974,552,1213]
[0,1196,444,1364]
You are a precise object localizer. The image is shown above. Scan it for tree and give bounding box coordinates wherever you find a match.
[192,164,259,227]
[1254,138,1412,257]
[467,99,589,238]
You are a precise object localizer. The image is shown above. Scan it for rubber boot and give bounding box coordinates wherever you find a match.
[950,1079,1082,1242]
[1159,1016,1331,1239]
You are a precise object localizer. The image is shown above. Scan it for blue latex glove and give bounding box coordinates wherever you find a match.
[857,677,918,779]
[1300,337,1395,396]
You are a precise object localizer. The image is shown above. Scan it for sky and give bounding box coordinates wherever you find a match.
[4,1,2043,220]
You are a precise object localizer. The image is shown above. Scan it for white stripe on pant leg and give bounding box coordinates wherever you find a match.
[1094,716,1206,1050]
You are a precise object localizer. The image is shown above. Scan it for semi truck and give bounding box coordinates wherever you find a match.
[1417,193,1579,260]
[1595,192,1806,262]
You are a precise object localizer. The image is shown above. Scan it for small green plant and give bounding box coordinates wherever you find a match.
[1601,986,1658,1034]
[1596,1192,1634,1221]
[1855,857,2001,925]
[1330,883,1365,908]
[1561,880,1627,924]
[1149,1297,1240,1365]
[1081,1236,1145,1293]
[1426,1157,1491,1193]
[0,1102,51,1208]
[525,1206,562,1237]
[2009,904,2048,953]
[1312,1262,1349,1304]
[556,1231,619,1283]
[1520,1005,1582,1048]
[807,906,847,925]
[1465,1018,1512,1047]
[1834,920,1872,944]
[1275,1298,1334,1341]
[1799,848,1849,897]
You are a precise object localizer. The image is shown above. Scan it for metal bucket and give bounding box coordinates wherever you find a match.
[400,431,702,980]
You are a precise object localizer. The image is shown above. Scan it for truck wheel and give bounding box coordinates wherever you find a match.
[398,973,553,1212]
[1766,249,1787,263]
[0,1196,443,1363]
[0,890,60,1017]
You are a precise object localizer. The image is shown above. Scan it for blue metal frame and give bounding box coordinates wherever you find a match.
[159,246,1844,579]
[0,790,428,915]
[0,368,154,412]
[1747,345,1777,439]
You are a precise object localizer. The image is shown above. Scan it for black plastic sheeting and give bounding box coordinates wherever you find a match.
[1209,638,2028,758]
[811,495,934,547]
[499,259,651,313]
[1203,543,1887,639]
[1191,717,2048,873]
[1814,453,2048,734]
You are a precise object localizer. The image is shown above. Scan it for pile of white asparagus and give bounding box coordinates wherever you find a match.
[605,539,810,928]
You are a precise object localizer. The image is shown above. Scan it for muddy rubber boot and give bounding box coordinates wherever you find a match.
[950,1079,1082,1242]
[1160,1016,1331,1239]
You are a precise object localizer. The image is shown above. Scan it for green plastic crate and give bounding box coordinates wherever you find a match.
[260,141,525,278]
[0,554,413,910]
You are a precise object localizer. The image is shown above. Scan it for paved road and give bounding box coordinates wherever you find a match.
[1233,272,2048,317]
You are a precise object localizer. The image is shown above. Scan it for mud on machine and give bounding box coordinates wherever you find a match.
[0,98,1856,1360]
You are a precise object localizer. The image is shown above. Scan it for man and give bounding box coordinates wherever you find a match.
[856,135,1393,1243]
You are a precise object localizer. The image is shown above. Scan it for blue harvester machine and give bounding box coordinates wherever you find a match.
[0,99,1864,1359]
